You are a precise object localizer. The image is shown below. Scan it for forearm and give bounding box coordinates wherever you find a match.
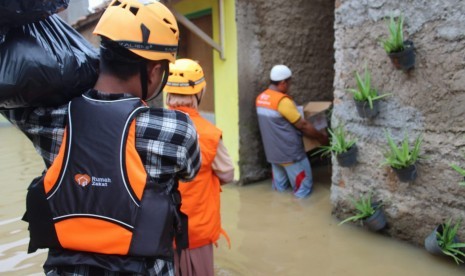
[295,118,328,144]
[216,170,234,184]
[178,121,202,181]
[212,139,235,184]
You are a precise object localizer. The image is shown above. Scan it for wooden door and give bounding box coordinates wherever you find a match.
[177,13,215,117]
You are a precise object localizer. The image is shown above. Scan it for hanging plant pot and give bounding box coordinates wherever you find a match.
[363,204,387,232]
[424,220,465,264]
[392,164,417,182]
[336,144,358,167]
[354,100,379,119]
[424,225,445,255]
[388,40,415,71]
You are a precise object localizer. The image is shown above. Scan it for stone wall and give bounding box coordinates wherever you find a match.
[332,0,465,245]
[236,0,335,183]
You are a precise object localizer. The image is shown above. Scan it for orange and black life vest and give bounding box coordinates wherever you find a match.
[172,107,230,249]
[25,94,178,257]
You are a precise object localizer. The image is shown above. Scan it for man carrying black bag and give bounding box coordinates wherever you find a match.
[1,1,201,275]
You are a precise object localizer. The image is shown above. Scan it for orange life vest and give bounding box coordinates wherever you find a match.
[173,106,229,249]
[25,95,178,257]
[256,88,306,163]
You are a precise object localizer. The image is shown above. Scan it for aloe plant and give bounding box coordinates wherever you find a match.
[339,192,381,225]
[347,66,390,109]
[381,15,405,53]
[381,130,422,169]
[436,219,465,264]
[312,125,356,157]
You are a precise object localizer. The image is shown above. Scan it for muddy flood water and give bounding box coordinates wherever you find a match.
[1,120,465,275]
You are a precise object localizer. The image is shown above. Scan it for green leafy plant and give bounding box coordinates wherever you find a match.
[436,219,465,264]
[339,192,382,225]
[381,130,423,169]
[312,125,356,156]
[347,66,391,109]
[381,15,405,53]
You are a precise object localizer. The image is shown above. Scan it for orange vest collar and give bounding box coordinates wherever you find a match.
[171,106,199,117]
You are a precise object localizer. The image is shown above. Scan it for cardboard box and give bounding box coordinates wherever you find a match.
[299,101,332,152]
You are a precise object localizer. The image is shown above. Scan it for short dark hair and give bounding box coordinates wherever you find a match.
[99,37,144,80]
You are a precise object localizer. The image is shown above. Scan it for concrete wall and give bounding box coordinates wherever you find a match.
[236,0,335,183]
[332,0,465,245]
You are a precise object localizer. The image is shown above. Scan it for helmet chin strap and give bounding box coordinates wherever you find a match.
[189,82,204,106]
[195,93,202,106]
[195,88,206,107]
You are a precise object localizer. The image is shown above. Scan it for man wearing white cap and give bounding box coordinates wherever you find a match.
[256,65,328,198]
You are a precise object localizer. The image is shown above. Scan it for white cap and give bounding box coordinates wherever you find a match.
[270,65,292,81]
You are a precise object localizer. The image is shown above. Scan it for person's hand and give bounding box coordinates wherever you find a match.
[318,130,329,145]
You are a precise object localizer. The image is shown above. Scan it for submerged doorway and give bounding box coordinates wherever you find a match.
[177,11,215,123]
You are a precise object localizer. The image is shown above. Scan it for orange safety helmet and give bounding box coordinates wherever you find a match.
[93,0,179,63]
[164,59,206,95]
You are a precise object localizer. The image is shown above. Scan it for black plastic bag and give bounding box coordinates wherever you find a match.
[0,0,69,28]
[0,14,99,109]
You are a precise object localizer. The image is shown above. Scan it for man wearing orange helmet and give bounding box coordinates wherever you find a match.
[164,59,234,276]
[1,1,200,275]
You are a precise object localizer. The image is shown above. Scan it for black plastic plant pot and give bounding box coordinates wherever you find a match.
[336,145,358,167]
[425,224,461,256]
[388,40,415,71]
[363,207,387,232]
[355,100,379,119]
[392,164,417,182]
[424,225,444,255]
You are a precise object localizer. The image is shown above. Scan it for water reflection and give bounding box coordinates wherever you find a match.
[1,123,465,275]
[0,124,46,275]
[214,169,465,275]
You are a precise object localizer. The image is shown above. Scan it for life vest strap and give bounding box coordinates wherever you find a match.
[214,228,231,249]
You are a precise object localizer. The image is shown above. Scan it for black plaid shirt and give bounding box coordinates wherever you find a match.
[1,90,201,275]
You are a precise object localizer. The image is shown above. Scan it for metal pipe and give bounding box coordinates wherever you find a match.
[218,0,225,60]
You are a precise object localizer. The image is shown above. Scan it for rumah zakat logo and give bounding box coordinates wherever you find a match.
[259,94,270,100]
[74,174,91,187]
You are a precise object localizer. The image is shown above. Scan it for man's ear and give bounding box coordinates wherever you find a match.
[147,61,162,85]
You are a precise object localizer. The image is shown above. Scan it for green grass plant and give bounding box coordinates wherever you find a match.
[381,15,405,53]
[381,130,422,169]
[312,125,356,157]
[347,66,390,109]
[339,192,381,225]
[436,219,465,264]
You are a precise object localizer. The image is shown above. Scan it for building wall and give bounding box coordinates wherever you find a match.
[332,0,465,245]
[175,0,240,179]
[236,0,335,183]
[211,0,240,180]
